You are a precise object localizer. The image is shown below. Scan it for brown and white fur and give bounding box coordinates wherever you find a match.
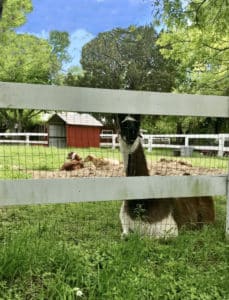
[60,160,84,171]
[67,152,82,161]
[60,151,84,171]
[117,114,215,238]
[84,154,119,168]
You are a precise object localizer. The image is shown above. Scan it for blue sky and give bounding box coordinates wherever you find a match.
[18,0,153,71]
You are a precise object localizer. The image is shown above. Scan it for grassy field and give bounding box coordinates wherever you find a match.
[0,145,228,299]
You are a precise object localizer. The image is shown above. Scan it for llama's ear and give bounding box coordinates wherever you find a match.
[115,114,141,126]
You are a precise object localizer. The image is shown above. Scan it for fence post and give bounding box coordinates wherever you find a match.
[218,134,224,157]
[226,163,229,240]
[26,134,30,146]
[185,135,189,147]
[112,134,116,150]
[148,136,153,152]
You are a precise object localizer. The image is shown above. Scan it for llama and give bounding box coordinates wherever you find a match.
[117,114,215,238]
[84,154,119,168]
[67,152,82,161]
[60,151,84,171]
[60,160,84,171]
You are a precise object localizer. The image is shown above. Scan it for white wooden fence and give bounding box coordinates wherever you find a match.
[0,82,228,237]
[100,133,229,157]
[1,132,228,157]
[0,132,48,145]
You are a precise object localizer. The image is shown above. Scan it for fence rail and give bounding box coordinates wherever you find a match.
[0,176,226,206]
[100,133,229,156]
[2,132,228,157]
[0,132,48,145]
[1,81,228,117]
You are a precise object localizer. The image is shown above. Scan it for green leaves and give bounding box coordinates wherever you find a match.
[79,26,177,92]
[49,30,71,73]
[152,0,229,95]
[0,2,70,132]
[0,0,32,30]
[0,32,54,83]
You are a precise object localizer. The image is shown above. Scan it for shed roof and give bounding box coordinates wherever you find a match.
[48,112,103,127]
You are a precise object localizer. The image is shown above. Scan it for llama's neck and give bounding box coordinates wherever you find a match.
[120,137,149,176]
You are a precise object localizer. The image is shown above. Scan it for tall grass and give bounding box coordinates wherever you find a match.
[0,198,228,299]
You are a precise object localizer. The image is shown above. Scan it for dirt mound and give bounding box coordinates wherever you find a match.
[29,158,226,179]
[149,158,225,176]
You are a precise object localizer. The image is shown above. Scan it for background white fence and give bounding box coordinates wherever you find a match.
[100,133,229,156]
[0,132,48,145]
[0,82,228,236]
[2,132,228,157]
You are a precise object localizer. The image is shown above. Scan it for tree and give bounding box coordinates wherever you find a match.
[0,31,70,132]
[49,30,70,75]
[149,0,229,133]
[78,26,177,91]
[151,0,229,96]
[0,0,32,31]
[0,1,70,132]
[0,33,55,83]
[64,26,178,129]
[0,32,59,132]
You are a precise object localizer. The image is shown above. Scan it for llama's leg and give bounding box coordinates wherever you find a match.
[145,214,178,238]
[119,201,132,238]
[198,197,215,226]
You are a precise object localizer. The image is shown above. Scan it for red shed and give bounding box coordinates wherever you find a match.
[47,112,103,148]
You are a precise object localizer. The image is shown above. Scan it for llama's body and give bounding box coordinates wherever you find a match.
[117,114,215,238]
[84,154,119,168]
[119,201,178,237]
[67,152,82,161]
[60,160,84,171]
[60,152,84,171]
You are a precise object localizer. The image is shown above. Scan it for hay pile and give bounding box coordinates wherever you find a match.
[29,158,225,179]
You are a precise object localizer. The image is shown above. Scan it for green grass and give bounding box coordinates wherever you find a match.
[147,148,228,170]
[0,145,123,179]
[0,145,228,299]
[0,198,228,299]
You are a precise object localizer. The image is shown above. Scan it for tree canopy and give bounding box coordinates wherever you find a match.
[0,0,32,30]
[64,25,178,130]
[77,26,177,92]
[151,0,229,95]
[49,30,70,75]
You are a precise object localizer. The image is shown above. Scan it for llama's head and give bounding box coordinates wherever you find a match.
[116,114,141,145]
[67,152,81,161]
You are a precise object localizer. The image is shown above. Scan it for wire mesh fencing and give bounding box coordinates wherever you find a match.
[0,113,228,181]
